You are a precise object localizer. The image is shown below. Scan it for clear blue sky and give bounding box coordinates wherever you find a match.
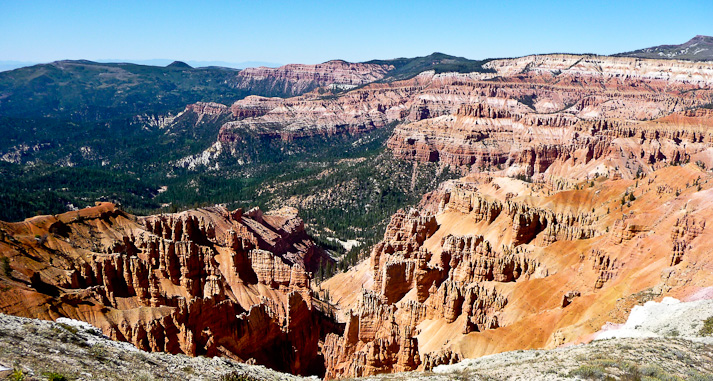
[1,0,712,65]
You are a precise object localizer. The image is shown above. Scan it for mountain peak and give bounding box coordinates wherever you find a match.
[167,61,192,69]
[614,35,713,61]
[691,35,713,41]
[685,35,713,47]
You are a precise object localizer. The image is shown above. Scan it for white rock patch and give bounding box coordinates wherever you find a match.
[595,296,713,343]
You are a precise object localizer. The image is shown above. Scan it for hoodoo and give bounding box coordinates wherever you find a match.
[0,203,337,375]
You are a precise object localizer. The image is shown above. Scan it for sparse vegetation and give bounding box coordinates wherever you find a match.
[219,372,261,381]
[57,322,79,335]
[9,369,25,381]
[666,328,680,337]
[1,256,11,277]
[569,360,683,381]
[700,316,713,336]
[569,364,606,379]
[89,343,108,361]
[516,94,537,109]
[42,372,70,381]
[513,173,533,183]
[131,373,155,381]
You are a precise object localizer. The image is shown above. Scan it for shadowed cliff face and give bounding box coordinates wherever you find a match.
[0,203,338,376]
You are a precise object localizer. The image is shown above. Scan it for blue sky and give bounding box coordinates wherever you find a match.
[1,0,712,66]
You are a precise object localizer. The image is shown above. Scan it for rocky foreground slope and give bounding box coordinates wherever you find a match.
[358,337,713,381]
[0,203,338,375]
[0,313,312,381]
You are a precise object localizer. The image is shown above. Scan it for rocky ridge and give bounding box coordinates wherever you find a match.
[230,60,394,97]
[614,35,713,61]
[179,54,713,168]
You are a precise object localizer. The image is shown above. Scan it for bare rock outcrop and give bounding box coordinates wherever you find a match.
[323,197,545,378]
[230,60,393,97]
[670,215,705,266]
[178,54,713,171]
[321,161,713,378]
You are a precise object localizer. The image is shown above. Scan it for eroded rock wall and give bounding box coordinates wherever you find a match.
[0,203,336,376]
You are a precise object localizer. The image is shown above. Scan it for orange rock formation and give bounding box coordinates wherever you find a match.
[5,54,713,379]
[0,203,336,375]
[318,56,713,378]
[323,163,713,377]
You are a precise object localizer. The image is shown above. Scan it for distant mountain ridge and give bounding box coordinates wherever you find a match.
[365,52,494,81]
[0,59,283,72]
[614,35,713,61]
[0,59,245,121]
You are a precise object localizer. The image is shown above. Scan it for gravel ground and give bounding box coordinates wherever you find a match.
[351,338,713,380]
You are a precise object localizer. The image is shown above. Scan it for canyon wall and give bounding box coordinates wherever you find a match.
[323,163,713,377]
[0,203,337,376]
[318,56,713,378]
[188,54,713,166]
[5,54,713,379]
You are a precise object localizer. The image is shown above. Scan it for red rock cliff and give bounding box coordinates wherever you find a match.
[0,203,337,376]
